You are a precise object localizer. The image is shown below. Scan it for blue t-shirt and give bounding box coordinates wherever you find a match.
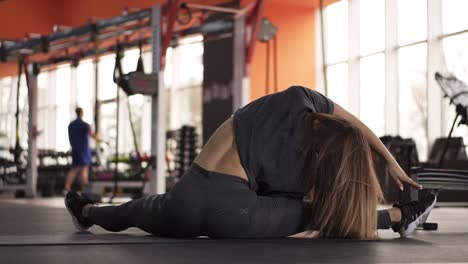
[68,118,92,165]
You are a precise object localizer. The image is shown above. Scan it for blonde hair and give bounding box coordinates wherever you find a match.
[301,112,383,239]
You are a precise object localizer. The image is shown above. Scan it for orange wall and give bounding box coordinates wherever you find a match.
[0,0,62,39]
[0,0,318,100]
[249,2,316,100]
[0,0,63,77]
[0,0,235,78]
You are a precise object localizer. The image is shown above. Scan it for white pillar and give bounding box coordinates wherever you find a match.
[315,9,325,94]
[26,64,38,197]
[348,0,360,117]
[384,0,399,135]
[426,0,443,154]
[241,77,250,106]
[150,4,166,194]
[140,97,152,153]
[170,46,180,129]
[70,67,78,119]
[48,70,57,150]
[232,16,248,110]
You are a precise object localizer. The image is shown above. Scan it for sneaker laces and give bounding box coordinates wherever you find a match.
[402,201,426,222]
[80,194,98,206]
[79,196,98,224]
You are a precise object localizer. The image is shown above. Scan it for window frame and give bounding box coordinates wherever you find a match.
[317,0,468,160]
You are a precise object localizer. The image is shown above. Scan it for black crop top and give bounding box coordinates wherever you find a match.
[233,86,334,198]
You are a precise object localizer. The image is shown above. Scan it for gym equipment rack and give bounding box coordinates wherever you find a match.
[0,0,267,197]
[410,72,468,229]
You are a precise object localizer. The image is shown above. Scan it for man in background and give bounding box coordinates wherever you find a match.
[64,107,93,194]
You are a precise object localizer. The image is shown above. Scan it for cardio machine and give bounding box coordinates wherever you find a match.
[410,72,468,229]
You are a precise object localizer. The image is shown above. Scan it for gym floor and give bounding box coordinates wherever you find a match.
[1,198,468,264]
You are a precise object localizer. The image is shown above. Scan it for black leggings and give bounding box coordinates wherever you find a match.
[88,164,392,238]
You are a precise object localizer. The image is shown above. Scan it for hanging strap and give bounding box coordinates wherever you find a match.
[126,98,141,159]
[127,41,143,162]
[113,42,142,167]
[13,58,23,163]
[113,42,134,95]
[136,40,145,73]
[113,42,124,84]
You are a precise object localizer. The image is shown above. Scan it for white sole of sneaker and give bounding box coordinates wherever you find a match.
[64,198,90,232]
[400,196,437,237]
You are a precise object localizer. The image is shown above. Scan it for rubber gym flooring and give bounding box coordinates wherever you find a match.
[1,198,468,264]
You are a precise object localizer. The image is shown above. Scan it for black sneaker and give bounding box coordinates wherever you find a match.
[392,194,437,237]
[64,191,96,231]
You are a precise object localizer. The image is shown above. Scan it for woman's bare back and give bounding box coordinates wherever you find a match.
[194,117,249,182]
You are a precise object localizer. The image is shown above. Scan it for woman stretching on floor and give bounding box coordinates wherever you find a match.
[65,86,436,239]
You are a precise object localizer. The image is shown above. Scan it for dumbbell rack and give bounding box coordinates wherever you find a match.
[0,147,28,196]
[174,126,199,178]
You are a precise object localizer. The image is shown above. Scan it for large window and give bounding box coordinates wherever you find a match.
[359,0,385,136]
[0,75,28,154]
[0,77,15,154]
[398,44,428,157]
[321,0,468,160]
[55,65,72,151]
[442,33,468,146]
[324,0,348,64]
[75,59,95,123]
[165,35,204,132]
[397,0,427,46]
[326,63,348,109]
[360,0,384,55]
[0,35,203,160]
[360,54,385,136]
[442,0,468,34]
[37,72,54,150]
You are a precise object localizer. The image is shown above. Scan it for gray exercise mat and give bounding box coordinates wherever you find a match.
[0,233,204,246]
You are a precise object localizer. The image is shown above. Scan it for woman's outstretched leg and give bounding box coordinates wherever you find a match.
[377,209,393,229]
[65,169,205,237]
[85,194,169,233]
[65,191,172,235]
[377,193,437,237]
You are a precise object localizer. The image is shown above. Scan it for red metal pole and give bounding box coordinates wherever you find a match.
[245,0,265,77]
[161,0,180,70]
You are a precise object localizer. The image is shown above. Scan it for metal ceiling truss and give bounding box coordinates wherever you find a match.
[0,0,265,76]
